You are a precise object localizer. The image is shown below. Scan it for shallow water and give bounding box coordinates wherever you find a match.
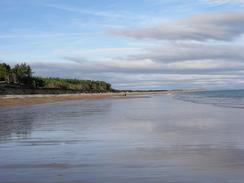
[0,94,244,183]
[175,90,244,109]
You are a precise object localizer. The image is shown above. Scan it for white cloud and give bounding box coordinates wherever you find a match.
[108,11,244,41]
[129,43,244,62]
[43,3,125,19]
[203,0,244,5]
[0,32,88,39]
[30,54,244,77]
[54,47,145,59]
[104,73,243,89]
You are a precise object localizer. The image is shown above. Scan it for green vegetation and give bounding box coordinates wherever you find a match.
[0,63,11,83]
[0,62,112,92]
[0,62,32,84]
[31,77,112,92]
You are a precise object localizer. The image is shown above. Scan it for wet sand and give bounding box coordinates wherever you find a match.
[0,91,173,108]
[1,94,243,183]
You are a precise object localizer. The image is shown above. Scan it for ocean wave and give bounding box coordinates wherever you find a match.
[174,90,244,109]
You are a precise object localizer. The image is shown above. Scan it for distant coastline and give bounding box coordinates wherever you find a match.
[0,62,204,107]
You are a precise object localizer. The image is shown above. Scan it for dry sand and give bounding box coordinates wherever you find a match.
[0,91,174,108]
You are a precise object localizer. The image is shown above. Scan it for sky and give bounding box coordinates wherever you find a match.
[1,0,244,90]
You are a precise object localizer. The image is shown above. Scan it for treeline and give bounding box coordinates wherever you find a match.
[32,77,112,92]
[0,62,112,92]
[0,63,32,84]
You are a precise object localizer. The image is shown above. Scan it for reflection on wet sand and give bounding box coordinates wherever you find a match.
[0,108,34,140]
[0,95,244,183]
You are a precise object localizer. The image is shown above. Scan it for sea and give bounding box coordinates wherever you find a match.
[175,89,244,109]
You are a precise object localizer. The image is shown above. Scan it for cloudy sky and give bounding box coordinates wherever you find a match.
[1,0,244,89]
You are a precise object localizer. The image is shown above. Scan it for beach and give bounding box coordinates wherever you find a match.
[0,91,175,108]
[1,0,243,182]
[0,93,244,183]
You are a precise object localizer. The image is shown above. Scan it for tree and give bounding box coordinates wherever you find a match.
[1,62,113,92]
[12,63,32,84]
[0,63,11,83]
[31,77,45,88]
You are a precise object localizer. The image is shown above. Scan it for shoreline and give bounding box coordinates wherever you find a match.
[0,91,176,108]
